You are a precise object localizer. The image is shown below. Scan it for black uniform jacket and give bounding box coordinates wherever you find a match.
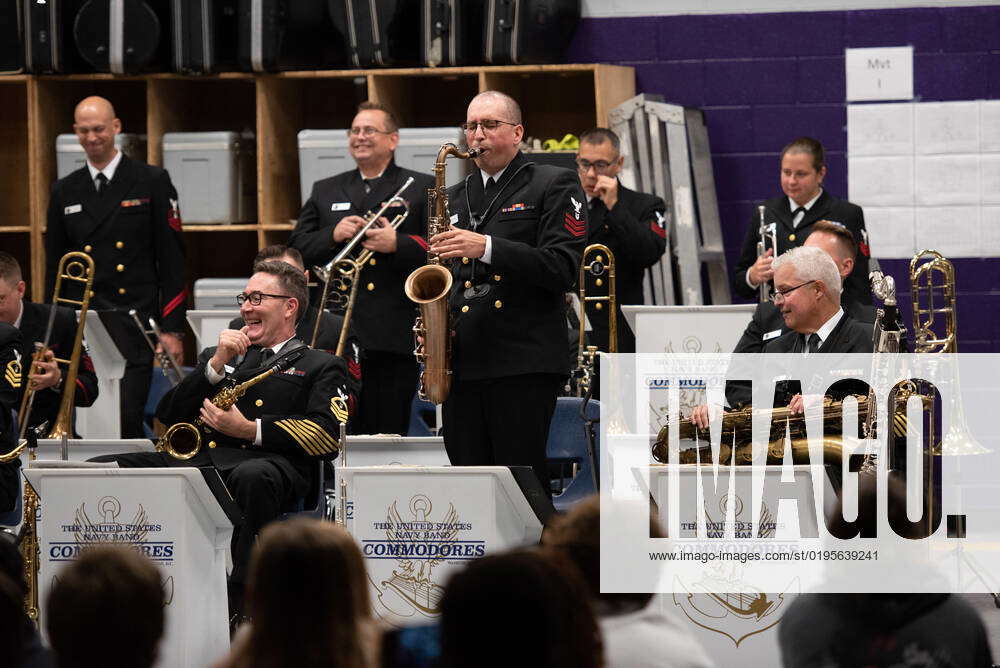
[288,160,435,355]
[45,154,188,331]
[585,182,667,353]
[726,313,875,409]
[156,340,350,488]
[733,299,876,354]
[445,152,587,380]
[732,191,872,307]
[228,307,363,415]
[1,323,21,512]
[16,300,99,432]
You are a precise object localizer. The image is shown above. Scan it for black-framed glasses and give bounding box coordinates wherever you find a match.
[347,126,393,138]
[236,291,292,306]
[770,280,816,303]
[460,119,518,133]
[576,158,614,174]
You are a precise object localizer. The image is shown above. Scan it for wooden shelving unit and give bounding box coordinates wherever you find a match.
[3,64,634,302]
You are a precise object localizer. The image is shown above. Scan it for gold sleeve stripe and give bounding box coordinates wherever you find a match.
[275,421,322,456]
[4,359,21,388]
[893,413,909,438]
[274,419,339,456]
[295,419,339,454]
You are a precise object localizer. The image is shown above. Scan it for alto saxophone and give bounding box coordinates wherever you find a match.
[404,143,480,404]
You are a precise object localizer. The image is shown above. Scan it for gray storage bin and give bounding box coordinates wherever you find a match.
[194,278,249,310]
[162,131,256,224]
[297,127,467,205]
[55,133,147,179]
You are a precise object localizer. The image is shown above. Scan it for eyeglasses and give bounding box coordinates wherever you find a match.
[236,291,292,306]
[576,158,615,174]
[770,280,816,303]
[347,126,393,138]
[460,119,518,134]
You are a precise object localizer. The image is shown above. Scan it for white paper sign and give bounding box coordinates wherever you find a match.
[846,46,913,102]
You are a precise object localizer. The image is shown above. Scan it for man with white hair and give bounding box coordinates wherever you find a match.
[691,245,872,427]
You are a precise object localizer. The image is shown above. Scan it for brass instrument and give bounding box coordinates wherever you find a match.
[568,244,617,397]
[156,359,294,460]
[130,309,186,386]
[405,143,481,404]
[311,178,414,351]
[15,251,95,445]
[909,250,986,457]
[756,205,777,303]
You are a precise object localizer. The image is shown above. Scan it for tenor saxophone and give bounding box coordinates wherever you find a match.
[404,143,480,404]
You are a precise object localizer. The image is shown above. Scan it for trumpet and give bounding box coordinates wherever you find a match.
[156,354,298,460]
[567,244,617,397]
[311,178,414,350]
[130,309,185,387]
[756,205,777,303]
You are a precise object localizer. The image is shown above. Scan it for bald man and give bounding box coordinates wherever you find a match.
[431,91,586,489]
[45,96,187,438]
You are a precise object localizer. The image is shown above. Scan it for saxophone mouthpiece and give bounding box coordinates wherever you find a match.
[467,147,482,158]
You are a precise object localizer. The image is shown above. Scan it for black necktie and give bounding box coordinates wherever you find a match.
[95,172,109,196]
[363,178,376,194]
[484,177,498,204]
[806,333,820,353]
[260,348,274,365]
[792,206,806,226]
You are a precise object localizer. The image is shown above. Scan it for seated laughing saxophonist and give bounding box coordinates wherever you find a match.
[92,261,350,619]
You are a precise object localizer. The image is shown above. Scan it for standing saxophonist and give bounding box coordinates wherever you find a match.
[429,91,587,489]
[92,262,350,620]
[289,102,433,435]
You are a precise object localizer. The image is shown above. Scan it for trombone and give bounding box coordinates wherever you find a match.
[311,177,414,352]
[130,309,186,386]
[568,244,617,397]
[14,251,95,444]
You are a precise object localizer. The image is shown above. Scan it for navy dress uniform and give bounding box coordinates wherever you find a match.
[442,151,586,487]
[0,323,22,512]
[732,191,872,306]
[15,300,100,435]
[584,181,667,354]
[289,159,433,435]
[94,340,350,595]
[733,300,876,355]
[229,307,363,430]
[45,153,187,438]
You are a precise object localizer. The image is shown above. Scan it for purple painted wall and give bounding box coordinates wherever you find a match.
[566,6,1000,351]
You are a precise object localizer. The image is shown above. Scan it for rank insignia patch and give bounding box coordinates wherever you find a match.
[5,359,21,388]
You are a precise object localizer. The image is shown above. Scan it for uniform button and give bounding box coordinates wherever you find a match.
[596,278,603,287]
[595,303,603,310]
[494,300,502,309]
[208,441,217,449]
[240,444,246,449]
[118,288,126,295]
[789,233,796,242]
[464,281,472,289]
[461,257,470,264]
[461,305,469,313]
[83,244,92,253]
[367,282,375,291]
[116,264,125,272]
[89,291,95,298]
[115,241,124,249]
[369,258,376,266]
[255,399,263,407]
[493,275,501,282]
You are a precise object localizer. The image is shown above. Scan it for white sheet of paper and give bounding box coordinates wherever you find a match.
[981,101,1000,152]
[915,206,981,257]
[863,207,915,259]
[845,46,913,102]
[981,154,1000,205]
[981,206,1000,255]
[848,156,914,206]
[848,103,913,156]
[915,155,981,206]
[915,102,980,155]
